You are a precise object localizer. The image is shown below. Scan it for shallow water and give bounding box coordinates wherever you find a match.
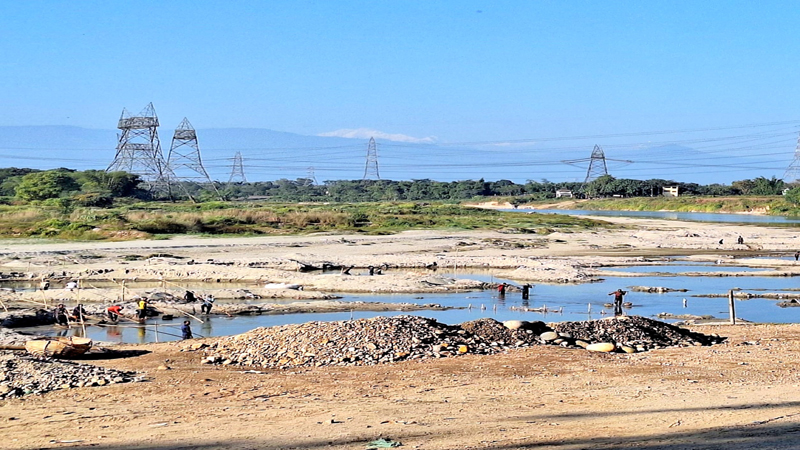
[34,269,800,343]
[508,209,800,224]
[602,264,770,274]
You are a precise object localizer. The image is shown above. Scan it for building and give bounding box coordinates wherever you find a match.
[663,186,679,197]
[555,188,573,198]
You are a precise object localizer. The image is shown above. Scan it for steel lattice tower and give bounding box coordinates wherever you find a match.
[107,103,170,191]
[784,133,800,182]
[584,144,609,183]
[363,137,380,180]
[167,118,221,200]
[306,167,318,186]
[228,152,247,183]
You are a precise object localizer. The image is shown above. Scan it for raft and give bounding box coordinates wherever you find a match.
[24,336,93,358]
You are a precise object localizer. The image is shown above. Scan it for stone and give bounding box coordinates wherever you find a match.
[503,320,526,330]
[586,343,616,353]
[619,346,636,353]
[540,331,559,342]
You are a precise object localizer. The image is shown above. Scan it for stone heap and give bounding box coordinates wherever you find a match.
[202,315,542,368]
[550,316,723,352]
[201,315,723,369]
[0,352,141,399]
[460,318,550,345]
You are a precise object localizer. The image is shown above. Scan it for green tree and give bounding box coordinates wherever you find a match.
[784,187,800,205]
[15,171,79,201]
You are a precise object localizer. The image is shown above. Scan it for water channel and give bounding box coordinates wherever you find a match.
[25,208,800,343]
[508,209,800,224]
[29,264,800,344]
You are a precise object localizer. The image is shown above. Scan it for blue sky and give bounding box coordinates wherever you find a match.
[1,1,799,183]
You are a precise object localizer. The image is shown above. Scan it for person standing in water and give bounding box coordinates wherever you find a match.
[609,289,627,317]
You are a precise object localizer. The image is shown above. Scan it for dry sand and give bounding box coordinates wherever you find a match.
[2,216,800,449]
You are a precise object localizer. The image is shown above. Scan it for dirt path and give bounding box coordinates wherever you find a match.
[2,323,800,450]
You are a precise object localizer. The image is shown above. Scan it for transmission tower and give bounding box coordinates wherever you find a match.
[783,133,800,182]
[167,118,221,200]
[584,145,609,183]
[363,137,380,180]
[107,103,170,192]
[228,152,247,183]
[306,167,318,186]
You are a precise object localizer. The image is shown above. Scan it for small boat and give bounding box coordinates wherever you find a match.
[25,336,93,358]
[264,283,302,290]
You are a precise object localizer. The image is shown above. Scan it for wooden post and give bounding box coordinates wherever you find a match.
[154,322,159,343]
[121,280,125,303]
[729,289,736,325]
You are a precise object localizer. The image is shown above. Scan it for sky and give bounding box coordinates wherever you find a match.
[1,1,800,183]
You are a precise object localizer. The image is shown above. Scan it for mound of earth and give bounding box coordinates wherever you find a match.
[201,315,724,369]
[202,316,540,369]
[460,318,550,345]
[550,316,724,351]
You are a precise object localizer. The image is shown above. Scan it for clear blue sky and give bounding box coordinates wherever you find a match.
[1,1,799,182]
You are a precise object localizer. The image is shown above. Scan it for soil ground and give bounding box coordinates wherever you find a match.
[2,324,800,450]
[3,216,800,449]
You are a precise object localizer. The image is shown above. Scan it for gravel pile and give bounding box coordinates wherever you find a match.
[203,315,540,369]
[460,318,550,345]
[550,316,723,351]
[0,352,141,399]
[200,315,724,369]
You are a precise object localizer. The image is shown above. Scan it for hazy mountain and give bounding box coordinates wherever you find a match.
[0,126,769,184]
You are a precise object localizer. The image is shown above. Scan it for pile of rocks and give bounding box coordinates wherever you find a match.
[200,315,723,369]
[0,352,141,399]
[460,318,550,346]
[550,316,723,352]
[202,316,544,369]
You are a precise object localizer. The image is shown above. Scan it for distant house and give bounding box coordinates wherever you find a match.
[663,186,679,197]
[555,188,573,198]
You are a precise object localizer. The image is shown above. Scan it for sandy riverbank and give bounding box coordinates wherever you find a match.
[2,217,800,449]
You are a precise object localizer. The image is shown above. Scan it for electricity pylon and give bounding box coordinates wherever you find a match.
[107,103,170,192]
[783,133,800,182]
[167,118,221,200]
[228,152,247,183]
[363,137,380,180]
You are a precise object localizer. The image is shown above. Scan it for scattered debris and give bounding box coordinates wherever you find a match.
[0,352,142,399]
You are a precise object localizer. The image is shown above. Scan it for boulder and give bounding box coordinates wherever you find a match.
[540,331,559,342]
[503,320,526,330]
[586,342,616,353]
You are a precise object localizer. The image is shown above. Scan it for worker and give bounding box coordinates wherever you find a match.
[609,289,627,317]
[136,298,148,320]
[201,295,215,314]
[53,304,69,326]
[181,320,193,339]
[71,303,88,322]
[497,283,507,296]
[41,280,50,291]
[107,305,123,322]
[65,280,78,291]
[521,284,531,300]
[184,290,196,303]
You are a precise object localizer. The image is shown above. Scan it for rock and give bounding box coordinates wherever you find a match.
[586,343,616,353]
[619,346,636,353]
[503,320,526,330]
[540,331,559,342]
[156,365,171,371]
[574,340,589,348]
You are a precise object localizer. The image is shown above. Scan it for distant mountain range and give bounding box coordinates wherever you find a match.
[0,125,782,184]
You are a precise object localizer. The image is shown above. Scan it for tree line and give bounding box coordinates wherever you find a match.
[0,167,794,205]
